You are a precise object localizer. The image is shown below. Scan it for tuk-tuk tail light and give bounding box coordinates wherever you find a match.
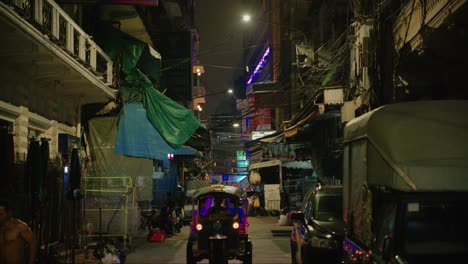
[196,223,203,231]
[233,221,240,229]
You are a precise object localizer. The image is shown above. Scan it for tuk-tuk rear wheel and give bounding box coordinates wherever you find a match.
[186,242,196,264]
[243,242,252,264]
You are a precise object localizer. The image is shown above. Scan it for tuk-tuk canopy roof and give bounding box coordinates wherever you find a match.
[192,184,247,198]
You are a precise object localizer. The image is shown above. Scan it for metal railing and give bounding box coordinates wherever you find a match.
[3,0,114,85]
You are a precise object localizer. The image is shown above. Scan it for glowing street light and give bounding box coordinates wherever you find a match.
[193,89,236,99]
[242,14,251,22]
[233,123,240,128]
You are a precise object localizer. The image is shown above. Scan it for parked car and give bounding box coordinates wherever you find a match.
[290,184,344,264]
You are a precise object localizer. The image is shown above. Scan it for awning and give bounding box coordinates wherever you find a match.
[248,160,281,170]
[245,130,284,148]
[245,106,320,148]
[284,106,320,138]
[248,160,313,170]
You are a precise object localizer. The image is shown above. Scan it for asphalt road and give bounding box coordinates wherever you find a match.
[124,216,292,264]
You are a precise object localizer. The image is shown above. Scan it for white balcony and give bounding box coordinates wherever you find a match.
[0,0,116,124]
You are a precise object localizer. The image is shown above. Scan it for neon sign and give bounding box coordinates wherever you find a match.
[245,46,271,87]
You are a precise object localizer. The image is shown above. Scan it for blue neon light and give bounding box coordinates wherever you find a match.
[245,47,271,87]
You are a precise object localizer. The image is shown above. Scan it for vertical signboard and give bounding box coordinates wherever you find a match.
[237,151,249,169]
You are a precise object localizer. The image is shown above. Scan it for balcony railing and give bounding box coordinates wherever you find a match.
[393,0,466,51]
[3,0,114,86]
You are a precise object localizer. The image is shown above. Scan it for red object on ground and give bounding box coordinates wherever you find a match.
[148,229,166,242]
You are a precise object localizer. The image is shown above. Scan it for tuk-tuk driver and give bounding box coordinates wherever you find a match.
[209,198,229,215]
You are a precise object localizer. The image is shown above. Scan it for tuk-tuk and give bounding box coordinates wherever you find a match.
[186,184,252,264]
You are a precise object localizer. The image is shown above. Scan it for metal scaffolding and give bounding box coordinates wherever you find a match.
[83,176,134,248]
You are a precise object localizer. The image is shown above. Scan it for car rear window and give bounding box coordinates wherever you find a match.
[314,194,342,222]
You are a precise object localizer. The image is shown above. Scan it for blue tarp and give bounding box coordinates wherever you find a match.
[115,103,176,160]
[174,146,202,157]
[115,103,200,161]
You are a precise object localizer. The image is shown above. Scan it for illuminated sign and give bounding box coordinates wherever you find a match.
[245,47,270,87]
[237,151,248,168]
[236,151,246,160]
[252,130,276,140]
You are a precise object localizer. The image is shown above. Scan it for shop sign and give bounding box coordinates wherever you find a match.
[252,108,271,131]
[262,143,296,160]
[252,130,276,140]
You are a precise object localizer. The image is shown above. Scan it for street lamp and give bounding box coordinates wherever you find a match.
[193,89,235,99]
[241,13,308,46]
[242,14,251,22]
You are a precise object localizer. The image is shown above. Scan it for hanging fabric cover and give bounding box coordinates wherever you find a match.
[39,138,49,202]
[26,140,41,199]
[115,102,176,160]
[68,148,81,199]
[0,128,14,193]
[95,23,203,149]
[143,79,201,148]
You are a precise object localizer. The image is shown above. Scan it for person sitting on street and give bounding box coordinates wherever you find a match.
[150,207,174,236]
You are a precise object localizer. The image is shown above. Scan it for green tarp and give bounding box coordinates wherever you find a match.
[143,80,201,148]
[95,24,147,76]
[95,23,203,149]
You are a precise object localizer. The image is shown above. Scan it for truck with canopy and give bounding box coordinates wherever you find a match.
[248,160,315,213]
[342,100,468,263]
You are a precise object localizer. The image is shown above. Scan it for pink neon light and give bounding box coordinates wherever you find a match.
[246,47,271,86]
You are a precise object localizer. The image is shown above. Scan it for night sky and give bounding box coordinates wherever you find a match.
[195,0,245,118]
